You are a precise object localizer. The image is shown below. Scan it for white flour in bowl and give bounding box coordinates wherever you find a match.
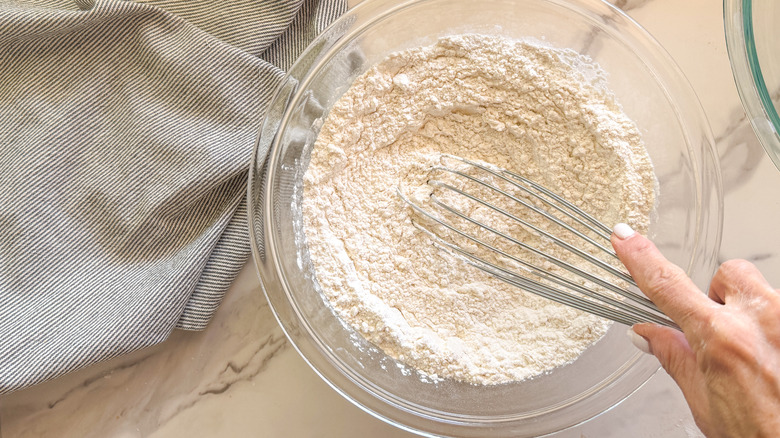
[302,34,655,385]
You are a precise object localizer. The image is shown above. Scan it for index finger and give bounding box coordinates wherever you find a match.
[611,223,717,331]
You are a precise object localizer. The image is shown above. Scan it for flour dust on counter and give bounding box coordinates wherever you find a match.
[302,34,656,385]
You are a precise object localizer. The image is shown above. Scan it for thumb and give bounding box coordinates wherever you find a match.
[631,323,701,396]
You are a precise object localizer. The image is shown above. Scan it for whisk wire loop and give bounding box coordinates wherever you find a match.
[441,154,614,238]
[428,192,658,310]
[428,180,631,284]
[398,155,679,330]
[407,210,676,328]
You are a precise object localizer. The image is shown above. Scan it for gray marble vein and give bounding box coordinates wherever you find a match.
[609,0,655,12]
[1,0,778,437]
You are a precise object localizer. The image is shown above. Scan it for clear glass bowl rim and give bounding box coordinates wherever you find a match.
[248,0,724,436]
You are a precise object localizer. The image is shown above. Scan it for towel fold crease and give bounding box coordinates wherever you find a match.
[0,0,346,394]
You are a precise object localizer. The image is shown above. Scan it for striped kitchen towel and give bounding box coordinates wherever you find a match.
[0,0,346,394]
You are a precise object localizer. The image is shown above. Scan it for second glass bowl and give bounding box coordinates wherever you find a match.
[725,0,780,170]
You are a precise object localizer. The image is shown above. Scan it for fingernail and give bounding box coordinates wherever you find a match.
[627,327,652,354]
[613,223,635,240]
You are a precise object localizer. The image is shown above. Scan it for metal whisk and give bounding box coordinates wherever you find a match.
[398,154,678,330]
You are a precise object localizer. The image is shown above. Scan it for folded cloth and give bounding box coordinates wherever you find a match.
[0,0,346,394]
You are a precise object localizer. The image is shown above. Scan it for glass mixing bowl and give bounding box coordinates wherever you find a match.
[248,0,723,436]
[724,0,780,171]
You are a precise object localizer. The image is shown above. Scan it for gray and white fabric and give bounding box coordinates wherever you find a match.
[0,0,346,394]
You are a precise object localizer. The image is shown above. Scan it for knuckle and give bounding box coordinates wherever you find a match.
[644,263,687,294]
[651,337,684,374]
[717,259,754,277]
[696,309,718,328]
[756,360,780,390]
[696,312,755,373]
[664,351,692,381]
[713,259,775,305]
[678,305,713,330]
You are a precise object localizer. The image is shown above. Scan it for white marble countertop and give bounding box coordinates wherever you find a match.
[3,0,780,436]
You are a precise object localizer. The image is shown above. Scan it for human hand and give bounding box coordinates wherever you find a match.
[611,223,780,438]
